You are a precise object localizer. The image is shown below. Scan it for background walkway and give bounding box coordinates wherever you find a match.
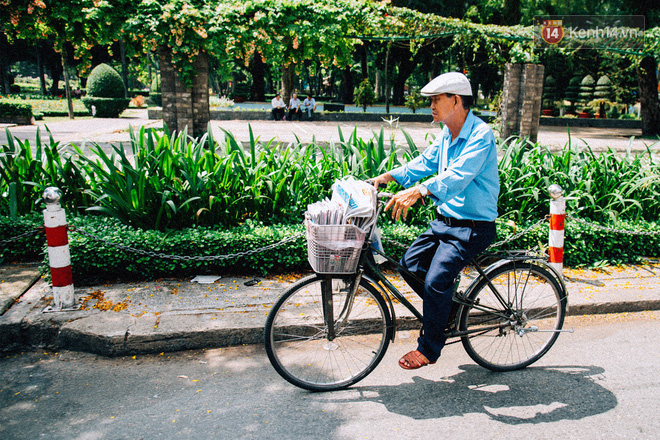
[1,109,657,155]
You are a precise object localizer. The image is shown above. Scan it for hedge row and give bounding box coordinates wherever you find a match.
[1,215,658,284]
[0,99,32,118]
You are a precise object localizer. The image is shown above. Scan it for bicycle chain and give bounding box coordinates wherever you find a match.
[567,215,660,236]
[0,228,43,244]
[73,227,305,261]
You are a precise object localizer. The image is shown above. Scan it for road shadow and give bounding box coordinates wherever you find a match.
[346,364,616,424]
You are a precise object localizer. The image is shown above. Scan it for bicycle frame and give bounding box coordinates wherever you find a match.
[320,195,568,344]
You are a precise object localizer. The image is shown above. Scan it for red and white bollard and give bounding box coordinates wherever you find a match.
[548,184,565,276]
[43,187,75,310]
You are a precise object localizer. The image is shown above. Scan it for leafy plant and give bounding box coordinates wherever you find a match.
[404,88,426,114]
[82,63,130,118]
[354,79,376,112]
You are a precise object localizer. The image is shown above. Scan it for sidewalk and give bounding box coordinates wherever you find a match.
[1,262,658,356]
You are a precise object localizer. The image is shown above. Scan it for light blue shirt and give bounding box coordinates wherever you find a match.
[389,111,499,221]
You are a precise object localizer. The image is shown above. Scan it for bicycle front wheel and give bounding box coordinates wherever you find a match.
[265,274,392,391]
[459,262,567,371]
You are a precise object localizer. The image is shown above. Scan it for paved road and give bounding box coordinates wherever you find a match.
[1,109,657,156]
[1,311,658,439]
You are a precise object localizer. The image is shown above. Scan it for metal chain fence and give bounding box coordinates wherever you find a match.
[0,228,43,244]
[2,213,658,262]
[73,227,306,262]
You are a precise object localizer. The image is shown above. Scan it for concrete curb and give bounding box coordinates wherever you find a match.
[2,273,659,357]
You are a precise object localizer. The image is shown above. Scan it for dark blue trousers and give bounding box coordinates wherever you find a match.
[399,219,496,362]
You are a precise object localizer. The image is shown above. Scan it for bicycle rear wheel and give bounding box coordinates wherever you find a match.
[265,274,392,391]
[459,262,566,371]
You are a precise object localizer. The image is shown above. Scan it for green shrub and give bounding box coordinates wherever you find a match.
[354,79,376,112]
[82,63,129,118]
[86,63,125,98]
[594,75,613,100]
[2,214,657,282]
[579,75,595,109]
[65,217,308,283]
[542,75,557,109]
[0,99,32,118]
[565,77,581,101]
[0,213,44,263]
[404,88,426,114]
[81,96,131,118]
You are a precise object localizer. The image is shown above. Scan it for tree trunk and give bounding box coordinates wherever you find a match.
[637,56,660,136]
[47,60,62,96]
[392,47,417,106]
[359,42,368,82]
[384,42,391,113]
[61,44,75,119]
[119,40,129,98]
[281,64,296,102]
[37,42,47,96]
[340,65,353,104]
[0,33,11,95]
[249,52,266,101]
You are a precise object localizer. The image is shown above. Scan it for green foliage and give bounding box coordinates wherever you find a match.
[82,63,129,118]
[24,98,89,117]
[151,75,161,93]
[2,214,657,283]
[404,88,426,114]
[565,76,581,106]
[497,136,660,224]
[594,75,613,100]
[65,217,309,283]
[0,128,91,217]
[0,213,44,263]
[542,75,556,109]
[354,79,376,112]
[0,99,32,118]
[81,97,131,118]
[86,64,126,98]
[149,75,162,106]
[579,75,595,109]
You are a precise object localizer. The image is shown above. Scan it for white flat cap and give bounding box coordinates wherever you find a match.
[421,72,473,97]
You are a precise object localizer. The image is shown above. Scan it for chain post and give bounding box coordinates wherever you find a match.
[548,184,565,276]
[42,187,76,311]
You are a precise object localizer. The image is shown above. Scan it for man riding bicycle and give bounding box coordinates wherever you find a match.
[370,72,500,370]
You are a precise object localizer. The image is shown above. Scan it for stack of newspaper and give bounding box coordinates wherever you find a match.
[305,177,377,230]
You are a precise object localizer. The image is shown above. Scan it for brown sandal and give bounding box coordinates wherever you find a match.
[399,350,436,370]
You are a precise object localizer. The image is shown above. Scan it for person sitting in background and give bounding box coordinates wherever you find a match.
[271,93,286,120]
[287,93,302,121]
[301,95,317,120]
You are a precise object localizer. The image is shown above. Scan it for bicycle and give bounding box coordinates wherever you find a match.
[264,191,569,391]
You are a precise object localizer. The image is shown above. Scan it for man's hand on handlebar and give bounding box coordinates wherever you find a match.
[369,173,395,190]
[369,173,423,221]
[385,186,424,221]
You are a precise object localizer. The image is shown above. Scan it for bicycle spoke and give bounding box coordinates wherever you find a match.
[265,275,392,391]
[460,263,566,371]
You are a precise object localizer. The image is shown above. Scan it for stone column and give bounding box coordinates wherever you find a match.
[501,63,522,139]
[159,46,210,138]
[500,63,545,142]
[191,51,210,137]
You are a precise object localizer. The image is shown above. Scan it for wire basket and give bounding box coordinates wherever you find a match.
[305,221,367,274]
